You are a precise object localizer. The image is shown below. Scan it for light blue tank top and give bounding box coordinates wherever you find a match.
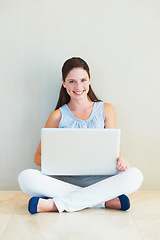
[59,101,105,128]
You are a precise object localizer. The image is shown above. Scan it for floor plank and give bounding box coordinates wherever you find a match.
[130,192,160,240]
[0,192,22,239]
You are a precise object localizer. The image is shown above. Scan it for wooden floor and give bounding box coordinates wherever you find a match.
[0,191,160,240]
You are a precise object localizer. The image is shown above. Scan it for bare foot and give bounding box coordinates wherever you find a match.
[105,197,121,209]
[37,198,58,213]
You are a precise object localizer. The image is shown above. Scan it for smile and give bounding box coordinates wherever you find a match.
[73,90,85,95]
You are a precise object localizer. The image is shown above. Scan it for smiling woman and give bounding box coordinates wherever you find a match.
[55,57,102,110]
[62,68,91,100]
[18,57,143,214]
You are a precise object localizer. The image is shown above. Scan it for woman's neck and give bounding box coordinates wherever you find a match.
[67,97,93,111]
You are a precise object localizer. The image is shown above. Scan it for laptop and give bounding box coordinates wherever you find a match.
[41,128,120,175]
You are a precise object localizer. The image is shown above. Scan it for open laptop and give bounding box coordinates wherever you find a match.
[41,128,120,175]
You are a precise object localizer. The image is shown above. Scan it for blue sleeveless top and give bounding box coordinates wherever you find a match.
[59,101,105,128]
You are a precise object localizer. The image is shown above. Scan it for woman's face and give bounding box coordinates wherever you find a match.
[62,68,91,101]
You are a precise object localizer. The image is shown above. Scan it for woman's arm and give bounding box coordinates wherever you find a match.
[103,103,130,171]
[103,103,116,129]
[34,109,62,166]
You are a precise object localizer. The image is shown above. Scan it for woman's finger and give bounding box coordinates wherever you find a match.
[122,162,129,171]
[117,157,123,167]
[116,157,130,171]
[117,159,129,171]
[117,158,126,167]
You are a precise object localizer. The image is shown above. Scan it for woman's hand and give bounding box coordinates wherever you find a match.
[116,157,130,172]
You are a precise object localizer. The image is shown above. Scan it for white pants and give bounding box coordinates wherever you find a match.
[18,167,143,213]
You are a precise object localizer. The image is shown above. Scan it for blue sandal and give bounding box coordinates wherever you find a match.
[118,194,130,211]
[28,197,49,214]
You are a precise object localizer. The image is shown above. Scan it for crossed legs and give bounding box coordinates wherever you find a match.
[18,167,143,213]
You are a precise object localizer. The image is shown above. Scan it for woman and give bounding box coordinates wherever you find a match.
[18,57,143,214]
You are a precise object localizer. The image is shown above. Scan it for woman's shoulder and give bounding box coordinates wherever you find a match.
[103,102,115,113]
[50,108,62,120]
[45,109,62,128]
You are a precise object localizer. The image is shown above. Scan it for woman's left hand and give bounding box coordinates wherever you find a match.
[116,157,130,172]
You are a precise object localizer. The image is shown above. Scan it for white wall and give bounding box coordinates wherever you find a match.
[0,0,160,190]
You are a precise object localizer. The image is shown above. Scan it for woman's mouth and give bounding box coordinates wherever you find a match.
[73,90,85,95]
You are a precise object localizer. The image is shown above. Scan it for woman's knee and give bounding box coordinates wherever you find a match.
[18,169,35,184]
[126,167,143,190]
[18,169,40,192]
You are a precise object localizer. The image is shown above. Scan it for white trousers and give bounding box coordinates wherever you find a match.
[18,167,143,213]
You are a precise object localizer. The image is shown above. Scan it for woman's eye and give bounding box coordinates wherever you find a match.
[82,79,86,82]
[69,81,74,84]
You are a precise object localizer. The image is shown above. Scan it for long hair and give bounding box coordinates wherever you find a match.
[55,57,101,110]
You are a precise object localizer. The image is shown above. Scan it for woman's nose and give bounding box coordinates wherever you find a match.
[75,82,82,89]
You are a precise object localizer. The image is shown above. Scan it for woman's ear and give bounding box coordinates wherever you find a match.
[62,78,66,88]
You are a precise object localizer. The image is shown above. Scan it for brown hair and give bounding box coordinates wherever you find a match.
[55,57,101,110]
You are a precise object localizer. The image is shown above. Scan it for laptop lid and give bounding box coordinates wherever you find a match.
[41,128,120,175]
